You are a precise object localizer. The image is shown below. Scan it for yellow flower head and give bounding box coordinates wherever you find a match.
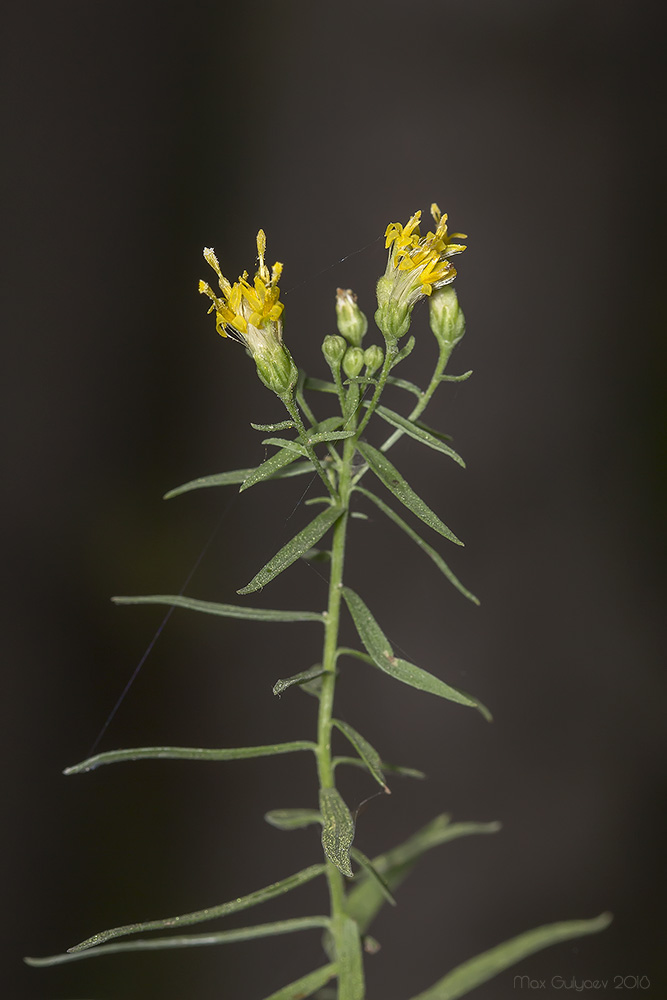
[199,232,296,397]
[199,230,284,339]
[376,204,467,341]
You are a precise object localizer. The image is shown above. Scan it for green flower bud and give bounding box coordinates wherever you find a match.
[363,344,384,376]
[428,286,465,350]
[322,334,347,371]
[335,288,368,347]
[342,346,365,379]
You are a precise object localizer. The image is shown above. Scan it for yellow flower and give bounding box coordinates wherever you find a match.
[376,204,467,341]
[199,231,296,397]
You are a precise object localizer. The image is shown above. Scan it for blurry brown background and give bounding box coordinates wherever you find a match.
[3,2,665,998]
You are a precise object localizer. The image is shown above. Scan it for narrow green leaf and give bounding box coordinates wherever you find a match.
[336,916,365,1000]
[64,741,317,775]
[312,416,345,432]
[356,442,463,546]
[239,449,308,493]
[391,335,415,367]
[304,376,338,394]
[332,719,388,792]
[238,505,343,595]
[304,496,331,507]
[346,814,501,934]
[164,458,314,499]
[354,487,479,605]
[164,468,255,497]
[261,963,337,1000]
[342,588,491,720]
[320,788,354,877]
[386,375,423,398]
[333,756,426,781]
[409,913,613,1000]
[413,419,452,442]
[306,429,356,444]
[251,419,296,432]
[265,809,322,830]
[261,437,309,456]
[439,369,473,382]
[24,916,331,967]
[112,594,324,623]
[350,511,368,520]
[350,848,396,907]
[375,406,465,466]
[273,664,326,696]
[67,865,326,952]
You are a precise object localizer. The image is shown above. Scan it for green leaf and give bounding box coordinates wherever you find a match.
[66,864,326,952]
[164,468,255,497]
[332,719,388,792]
[356,442,463,546]
[112,594,325,622]
[273,664,326,696]
[237,505,343,595]
[354,487,479,605]
[333,756,425,781]
[341,588,491,720]
[261,963,337,1000]
[261,437,309,456]
[24,916,331,967]
[408,913,613,1000]
[346,814,500,934]
[439,369,473,382]
[164,459,313,499]
[64,741,317,775]
[304,376,338,394]
[336,916,365,1000]
[385,375,423,398]
[350,848,396,907]
[413,419,452,442]
[239,449,311,493]
[251,419,296,432]
[265,809,322,830]
[374,406,465,466]
[319,788,354,877]
[306,429,356,444]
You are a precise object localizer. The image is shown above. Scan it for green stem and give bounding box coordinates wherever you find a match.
[353,342,398,439]
[316,424,359,997]
[283,397,337,498]
[380,342,454,453]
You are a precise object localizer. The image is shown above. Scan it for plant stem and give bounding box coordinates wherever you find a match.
[380,342,454,453]
[283,397,337,499]
[316,408,359,996]
[353,342,398,439]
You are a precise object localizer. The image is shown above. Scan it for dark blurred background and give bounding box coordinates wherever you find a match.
[3,2,665,998]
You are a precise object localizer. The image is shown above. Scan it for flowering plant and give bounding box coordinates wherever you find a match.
[27,207,609,998]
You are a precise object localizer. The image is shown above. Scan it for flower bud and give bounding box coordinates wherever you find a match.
[322,334,347,372]
[428,286,465,351]
[342,346,365,379]
[335,288,368,347]
[363,344,384,376]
